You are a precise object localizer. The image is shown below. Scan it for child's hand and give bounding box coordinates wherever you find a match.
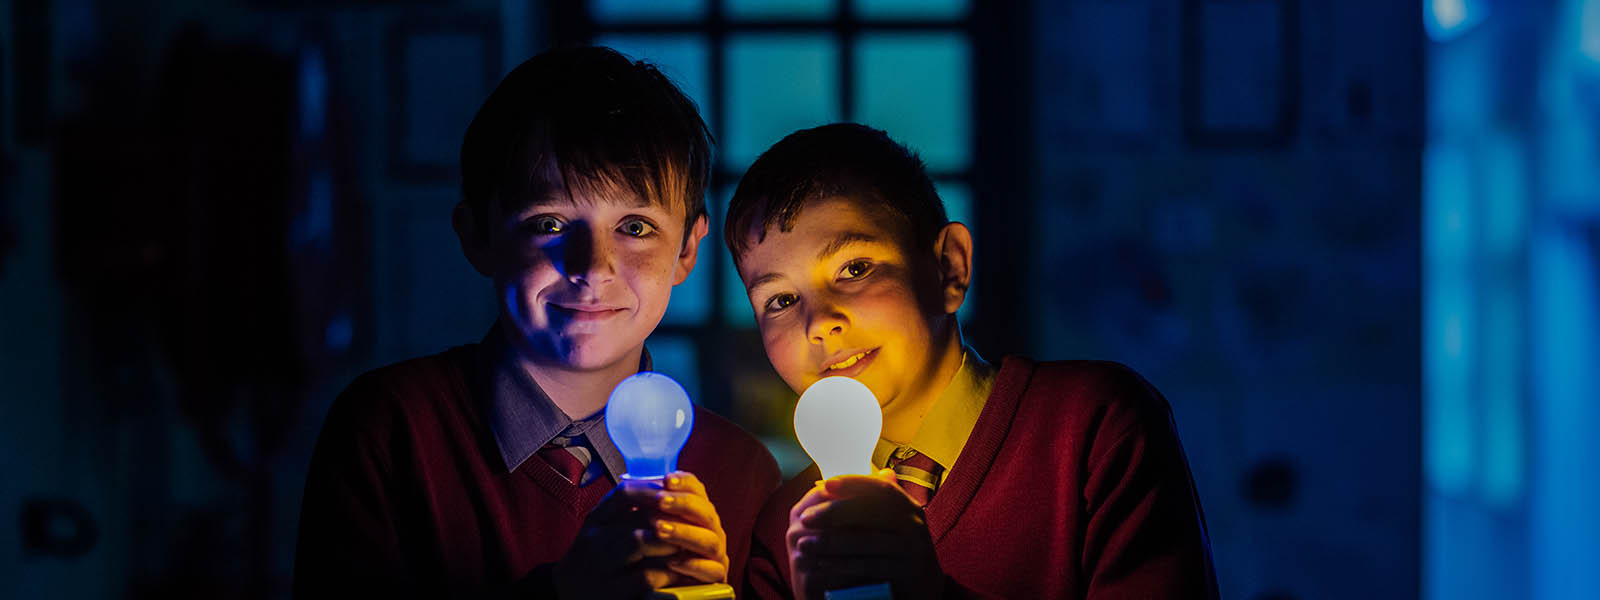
[785,469,946,599]
[554,481,677,599]
[784,479,835,599]
[647,471,732,585]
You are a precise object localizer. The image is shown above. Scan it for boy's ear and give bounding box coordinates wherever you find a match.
[672,214,711,286]
[452,201,495,277]
[932,221,974,315]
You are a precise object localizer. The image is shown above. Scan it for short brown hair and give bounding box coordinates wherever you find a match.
[726,123,947,263]
[460,46,712,238]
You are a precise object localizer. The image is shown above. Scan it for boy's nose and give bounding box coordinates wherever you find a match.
[806,301,849,344]
[560,226,618,286]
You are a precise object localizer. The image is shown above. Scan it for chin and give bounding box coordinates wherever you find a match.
[556,341,631,371]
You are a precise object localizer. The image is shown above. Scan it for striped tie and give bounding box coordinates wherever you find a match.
[888,448,942,507]
[538,432,595,485]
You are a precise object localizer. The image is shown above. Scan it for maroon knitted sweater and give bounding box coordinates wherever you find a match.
[745,357,1218,599]
[293,346,781,599]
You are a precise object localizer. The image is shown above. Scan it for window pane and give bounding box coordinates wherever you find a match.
[854,0,967,20]
[647,335,702,402]
[854,33,971,172]
[936,181,976,322]
[712,187,759,328]
[1196,0,1285,131]
[937,180,972,227]
[402,33,491,170]
[662,240,713,326]
[727,0,836,20]
[594,34,713,121]
[725,34,840,171]
[591,0,707,23]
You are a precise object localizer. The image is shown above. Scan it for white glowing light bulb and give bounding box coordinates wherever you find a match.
[605,372,695,480]
[794,376,882,479]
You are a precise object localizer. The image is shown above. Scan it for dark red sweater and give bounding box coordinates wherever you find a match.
[293,346,781,598]
[745,357,1219,599]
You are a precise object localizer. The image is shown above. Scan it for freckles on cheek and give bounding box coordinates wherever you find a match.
[767,334,811,381]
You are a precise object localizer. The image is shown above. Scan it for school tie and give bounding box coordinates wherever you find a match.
[888,448,943,507]
[538,430,596,485]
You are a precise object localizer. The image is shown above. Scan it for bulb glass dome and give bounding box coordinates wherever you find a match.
[794,376,882,479]
[606,372,695,480]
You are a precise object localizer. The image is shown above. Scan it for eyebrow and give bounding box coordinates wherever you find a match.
[745,272,784,294]
[745,232,885,294]
[509,177,657,212]
[815,232,882,261]
[519,193,655,211]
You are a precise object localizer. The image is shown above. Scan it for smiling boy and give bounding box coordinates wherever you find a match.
[293,48,779,599]
[729,124,1218,598]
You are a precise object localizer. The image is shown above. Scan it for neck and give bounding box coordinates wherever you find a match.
[498,325,643,421]
[880,317,965,444]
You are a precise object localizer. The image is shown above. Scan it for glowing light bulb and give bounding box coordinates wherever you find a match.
[794,376,882,479]
[606,372,695,480]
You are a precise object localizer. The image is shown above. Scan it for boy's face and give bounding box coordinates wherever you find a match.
[735,196,950,411]
[462,181,707,371]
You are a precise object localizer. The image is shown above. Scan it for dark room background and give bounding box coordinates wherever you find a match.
[2,0,1597,599]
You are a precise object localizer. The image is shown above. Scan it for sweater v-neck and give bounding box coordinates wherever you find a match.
[923,355,1035,544]
[440,347,618,513]
[522,457,616,513]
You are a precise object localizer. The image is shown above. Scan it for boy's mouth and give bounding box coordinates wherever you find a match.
[549,302,627,323]
[821,348,878,377]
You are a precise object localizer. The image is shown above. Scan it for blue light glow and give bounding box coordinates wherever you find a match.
[1423,144,1477,496]
[1583,0,1600,62]
[1530,228,1600,599]
[299,47,326,140]
[1425,0,1487,43]
[1479,135,1526,509]
[1479,284,1523,509]
[1425,3,1600,597]
[606,372,696,480]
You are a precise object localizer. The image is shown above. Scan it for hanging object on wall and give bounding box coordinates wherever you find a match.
[20,497,98,558]
[385,15,500,183]
[1180,0,1300,148]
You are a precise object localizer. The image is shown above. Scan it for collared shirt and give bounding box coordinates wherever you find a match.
[870,347,997,485]
[479,326,651,483]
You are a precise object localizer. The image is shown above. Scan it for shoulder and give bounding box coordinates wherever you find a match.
[1002,357,1172,420]
[321,347,474,439]
[998,357,1178,451]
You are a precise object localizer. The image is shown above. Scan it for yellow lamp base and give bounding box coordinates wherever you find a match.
[649,583,737,599]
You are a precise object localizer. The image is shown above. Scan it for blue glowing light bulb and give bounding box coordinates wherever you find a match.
[605,372,695,480]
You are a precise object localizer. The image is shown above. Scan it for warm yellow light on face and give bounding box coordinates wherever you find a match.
[794,376,882,479]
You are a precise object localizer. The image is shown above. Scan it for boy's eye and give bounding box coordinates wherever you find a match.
[764,293,798,313]
[839,260,873,280]
[619,218,657,238]
[530,216,565,234]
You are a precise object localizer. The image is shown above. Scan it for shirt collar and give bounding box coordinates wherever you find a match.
[480,325,652,481]
[871,346,997,472]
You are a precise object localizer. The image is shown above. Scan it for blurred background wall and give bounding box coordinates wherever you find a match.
[0,0,1595,599]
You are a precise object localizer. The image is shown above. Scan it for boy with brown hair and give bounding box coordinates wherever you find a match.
[727,123,1218,598]
[293,47,779,599]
